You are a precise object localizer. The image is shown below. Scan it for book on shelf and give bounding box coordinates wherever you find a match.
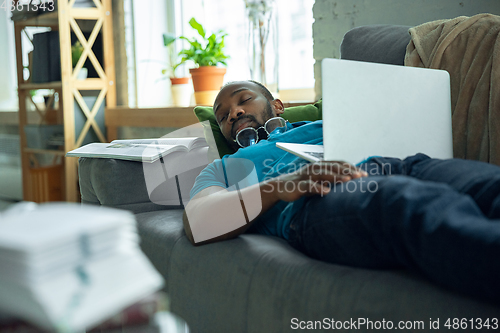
[66,137,208,163]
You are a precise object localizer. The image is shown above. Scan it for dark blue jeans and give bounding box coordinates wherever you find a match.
[288,154,500,304]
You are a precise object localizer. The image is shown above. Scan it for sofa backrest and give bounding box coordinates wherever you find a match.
[340,24,412,65]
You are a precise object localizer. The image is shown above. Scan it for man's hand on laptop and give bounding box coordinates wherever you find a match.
[184,161,367,245]
[264,161,368,202]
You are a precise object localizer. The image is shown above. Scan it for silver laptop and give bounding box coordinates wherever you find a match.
[277,58,453,164]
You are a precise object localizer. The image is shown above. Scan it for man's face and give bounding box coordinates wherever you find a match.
[213,81,284,150]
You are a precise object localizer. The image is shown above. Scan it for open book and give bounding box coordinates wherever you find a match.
[66,137,208,163]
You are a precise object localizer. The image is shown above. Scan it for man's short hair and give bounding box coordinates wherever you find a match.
[220,80,274,101]
[248,80,274,101]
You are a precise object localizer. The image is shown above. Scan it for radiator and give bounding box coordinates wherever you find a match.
[0,134,22,200]
[0,134,20,159]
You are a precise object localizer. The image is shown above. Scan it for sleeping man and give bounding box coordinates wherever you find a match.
[183,80,500,304]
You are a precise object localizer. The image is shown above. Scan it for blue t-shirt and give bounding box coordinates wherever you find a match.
[190,120,323,240]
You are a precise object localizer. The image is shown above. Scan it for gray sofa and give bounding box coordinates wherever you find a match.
[79,25,500,332]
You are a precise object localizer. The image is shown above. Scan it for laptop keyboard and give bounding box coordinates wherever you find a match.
[307,151,324,160]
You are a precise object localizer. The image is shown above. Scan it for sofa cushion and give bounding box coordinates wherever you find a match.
[340,24,412,65]
[135,209,185,291]
[136,209,500,333]
[194,101,323,159]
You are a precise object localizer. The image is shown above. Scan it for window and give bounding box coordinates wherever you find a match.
[129,0,315,107]
[176,0,315,90]
[0,9,18,111]
[276,0,315,90]
[0,9,53,111]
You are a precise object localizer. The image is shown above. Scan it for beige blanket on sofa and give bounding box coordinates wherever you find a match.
[405,14,500,165]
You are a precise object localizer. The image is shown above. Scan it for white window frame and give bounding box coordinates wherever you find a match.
[0,9,18,111]
[127,0,315,107]
[171,0,315,101]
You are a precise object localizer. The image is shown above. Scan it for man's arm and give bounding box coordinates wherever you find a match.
[183,181,281,245]
[183,161,368,246]
[182,185,257,245]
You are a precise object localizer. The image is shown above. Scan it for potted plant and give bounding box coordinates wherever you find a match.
[71,41,87,80]
[179,18,229,105]
[163,33,192,107]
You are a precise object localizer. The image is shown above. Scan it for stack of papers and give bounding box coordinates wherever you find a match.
[0,203,164,332]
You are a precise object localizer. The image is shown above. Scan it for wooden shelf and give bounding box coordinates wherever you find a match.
[14,12,59,27]
[14,8,103,27]
[106,103,311,128]
[23,148,66,156]
[0,111,44,125]
[74,78,109,89]
[19,79,109,91]
[71,8,102,20]
[14,0,116,203]
[19,82,62,90]
[104,103,313,141]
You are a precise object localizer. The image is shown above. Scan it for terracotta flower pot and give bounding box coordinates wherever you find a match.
[189,66,226,105]
[170,77,190,85]
[169,77,192,107]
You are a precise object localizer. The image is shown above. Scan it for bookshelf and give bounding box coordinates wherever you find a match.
[14,0,116,202]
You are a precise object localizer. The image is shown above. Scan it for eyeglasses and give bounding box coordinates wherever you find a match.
[234,117,288,148]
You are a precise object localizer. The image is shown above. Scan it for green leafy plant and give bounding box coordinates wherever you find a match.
[179,18,229,67]
[71,41,84,68]
[162,33,186,78]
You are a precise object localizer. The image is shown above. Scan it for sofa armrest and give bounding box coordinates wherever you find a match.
[340,24,412,65]
[79,157,204,214]
[79,157,164,213]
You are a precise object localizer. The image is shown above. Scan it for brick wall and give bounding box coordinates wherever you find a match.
[312,0,500,98]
